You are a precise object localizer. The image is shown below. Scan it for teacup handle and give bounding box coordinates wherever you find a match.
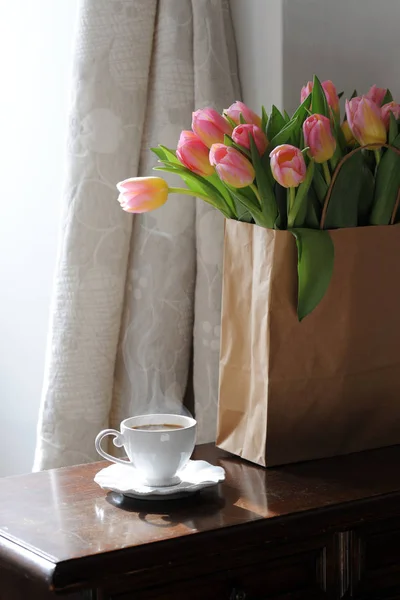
[95,429,132,467]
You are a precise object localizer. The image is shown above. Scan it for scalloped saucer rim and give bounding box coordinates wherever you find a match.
[94,459,225,500]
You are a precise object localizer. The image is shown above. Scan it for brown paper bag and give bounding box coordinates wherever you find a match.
[216,220,400,467]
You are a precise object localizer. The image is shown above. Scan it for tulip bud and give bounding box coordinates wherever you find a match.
[303,114,336,163]
[232,124,268,155]
[269,144,306,188]
[300,81,313,104]
[209,143,255,188]
[176,130,214,176]
[341,120,356,146]
[345,96,387,147]
[301,80,339,117]
[192,108,232,149]
[366,85,386,106]
[116,177,168,213]
[225,101,262,128]
[322,80,340,117]
[381,101,400,130]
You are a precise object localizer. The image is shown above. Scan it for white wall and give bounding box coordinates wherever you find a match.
[232,0,400,115]
[231,0,284,111]
[0,1,78,476]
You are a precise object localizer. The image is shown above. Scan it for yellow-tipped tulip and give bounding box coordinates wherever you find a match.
[269,144,306,188]
[116,177,168,213]
[303,114,336,163]
[345,96,386,147]
[341,120,355,146]
[209,143,255,188]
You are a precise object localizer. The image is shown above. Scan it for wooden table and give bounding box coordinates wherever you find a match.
[2,444,400,599]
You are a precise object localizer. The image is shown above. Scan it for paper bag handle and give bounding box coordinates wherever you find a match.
[320,143,400,230]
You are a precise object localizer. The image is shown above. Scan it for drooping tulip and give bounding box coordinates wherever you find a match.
[381,101,400,129]
[341,120,355,146]
[269,144,307,188]
[366,85,386,107]
[192,108,232,148]
[209,144,255,188]
[300,80,340,116]
[225,101,262,128]
[116,177,168,213]
[345,96,387,147]
[176,130,214,176]
[232,124,268,155]
[303,114,336,163]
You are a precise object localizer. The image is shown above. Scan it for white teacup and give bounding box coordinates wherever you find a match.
[95,414,196,487]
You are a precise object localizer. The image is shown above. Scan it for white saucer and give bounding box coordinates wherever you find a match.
[94,459,225,500]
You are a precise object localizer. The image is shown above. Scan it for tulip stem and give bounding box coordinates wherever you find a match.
[322,161,331,185]
[250,184,262,207]
[168,187,211,203]
[374,149,381,167]
[288,187,296,213]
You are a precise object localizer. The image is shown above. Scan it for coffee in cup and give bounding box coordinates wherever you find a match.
[95,414,196,487]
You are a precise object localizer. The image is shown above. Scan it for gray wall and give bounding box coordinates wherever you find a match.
[231,0,400,115]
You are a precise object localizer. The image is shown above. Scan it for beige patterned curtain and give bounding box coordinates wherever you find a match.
[34,0,240,469]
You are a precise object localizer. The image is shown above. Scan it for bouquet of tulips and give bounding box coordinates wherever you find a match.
[117,76,400,319]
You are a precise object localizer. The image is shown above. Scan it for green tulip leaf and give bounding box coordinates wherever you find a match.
[159,145,180,164]
[223,113,237,129]
[292,93,312,123]
[268,116,300,151]
[206,173,237,216]
[350,89,358,100]
[324,151,365,228]
[239,112,247,125]
[290,228,335,321]
[228,187,266,227]
[305,187,321,229]
[266,105,286,141]
[383,89,393,105]
[370,133,400,225]
[274,183,287,230]
[332,115,347,155]
[261,105,268,133]
[312,164,328,205]
[223,134,251,158]
[389,112,398,145]
[151,146,167,161]
[288,160,315,228]
[250,135,278,228]
[153,166,232,218]
[311,75,329,118]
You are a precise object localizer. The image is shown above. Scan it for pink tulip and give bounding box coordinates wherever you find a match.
[345,96,386,147]
[322,80,340,116]
[232,124,268,155]
[116,177,168,213]
[269,144,306,188]
[300,80,340,116]
[303,114,336,163]
[225,101,262,128]
[381,101,400,129]
[300,81,313,104]
[366,85,386,106]
[209,143,255,188]
[341,120,355,146]
[176,130,214,176]
[192,108,232,149]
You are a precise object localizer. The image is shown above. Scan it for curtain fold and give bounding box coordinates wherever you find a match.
[34,0,240,470]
